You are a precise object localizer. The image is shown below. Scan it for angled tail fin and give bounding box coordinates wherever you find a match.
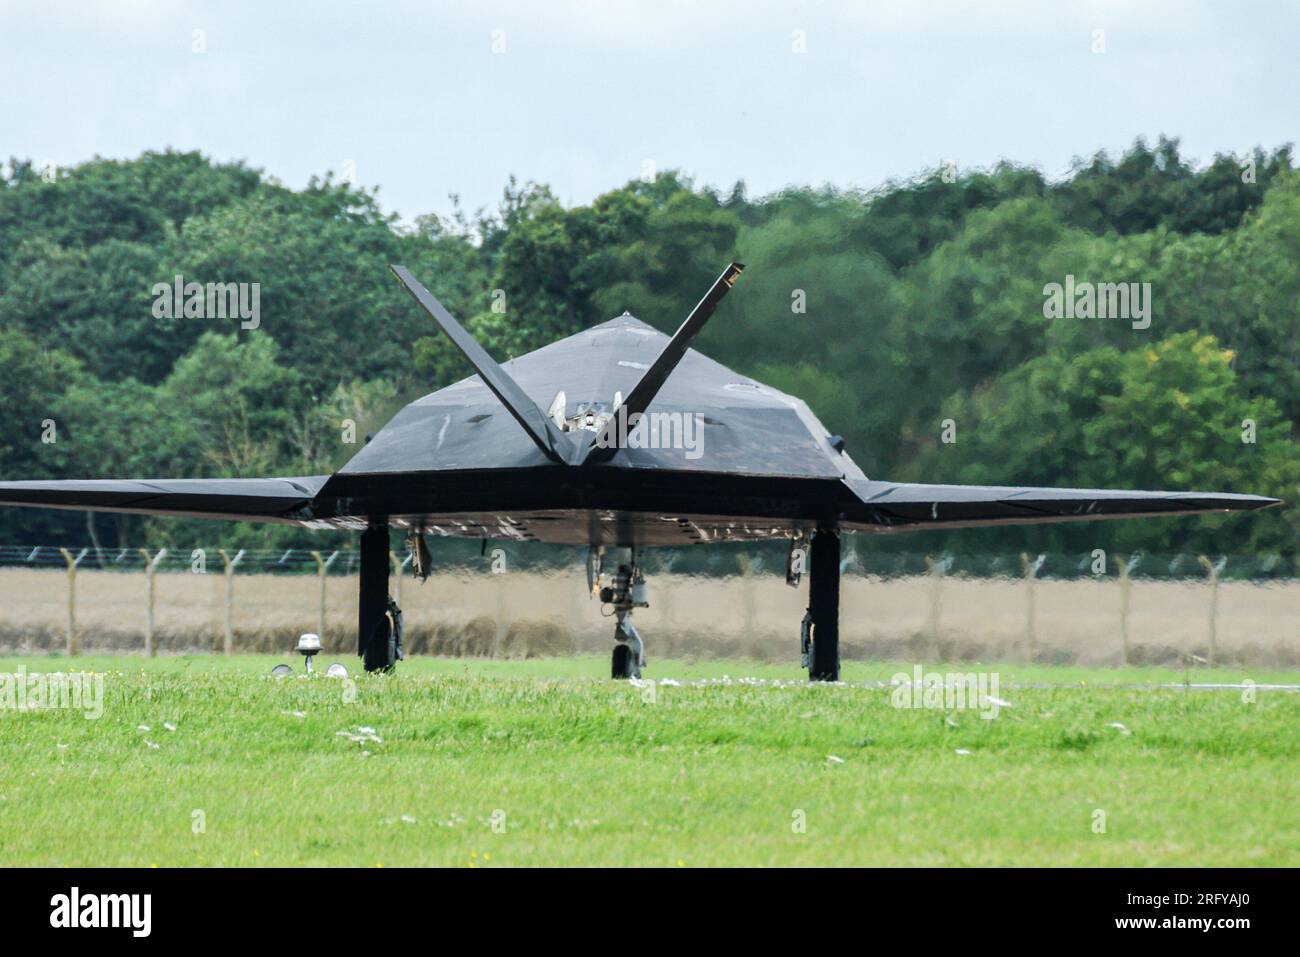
[390,265,574,464]
[579,262,744,464]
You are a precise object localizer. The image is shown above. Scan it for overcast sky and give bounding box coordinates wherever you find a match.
[2,0,1296,223]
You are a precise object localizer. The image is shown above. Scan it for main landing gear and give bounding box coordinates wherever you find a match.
[792,528,841,682]
[805,528,841,682]
[359,524,404,673]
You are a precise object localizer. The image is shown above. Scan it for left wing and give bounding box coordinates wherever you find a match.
[841,478,1281,531]
[0,476,329,523]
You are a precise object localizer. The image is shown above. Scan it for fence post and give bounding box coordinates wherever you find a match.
[139,549,168,656]
[924,555,949,641]
[389,550,404,606]
[1117,554,1141,666]
[494,555,506,655]
[737,553,756,638]
[312,550,339,642]
[57,547,86,656]
[218,549,244,655]
[1197,555,1225,667]
[658,553,678,632]
[1021,553,1045,662]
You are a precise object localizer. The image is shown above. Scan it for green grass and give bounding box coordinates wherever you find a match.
[0,654,1296,866]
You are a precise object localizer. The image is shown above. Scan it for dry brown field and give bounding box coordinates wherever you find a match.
[1,567,1295,666]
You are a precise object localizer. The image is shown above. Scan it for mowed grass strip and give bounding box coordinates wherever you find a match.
[0,655,1296,866]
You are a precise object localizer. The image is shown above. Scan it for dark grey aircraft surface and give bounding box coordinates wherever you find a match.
[0,264,1280,677]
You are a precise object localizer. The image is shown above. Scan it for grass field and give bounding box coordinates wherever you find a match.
[1,654,1297,866]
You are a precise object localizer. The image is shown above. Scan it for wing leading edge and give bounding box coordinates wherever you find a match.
[841,478,1281,532]
[0,476,329,523]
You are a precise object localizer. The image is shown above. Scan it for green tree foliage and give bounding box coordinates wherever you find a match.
[0,142,1294,558]
[0,328,86,540]
[1051,136,1292,236]
[159,332,308,478]
[908,334,1297,555]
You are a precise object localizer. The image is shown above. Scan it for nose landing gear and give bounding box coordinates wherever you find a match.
[596,551,648,679]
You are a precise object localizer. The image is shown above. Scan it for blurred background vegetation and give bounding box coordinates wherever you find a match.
[0,136,1295,561]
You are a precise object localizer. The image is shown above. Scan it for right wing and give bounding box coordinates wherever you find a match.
[842,478,1281,531]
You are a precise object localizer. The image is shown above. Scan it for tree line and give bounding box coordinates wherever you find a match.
[0,137,1295,562]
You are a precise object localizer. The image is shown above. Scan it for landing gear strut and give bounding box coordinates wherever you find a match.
[598,553,648,679]
[359,524,399,673]
[806,528,841,681]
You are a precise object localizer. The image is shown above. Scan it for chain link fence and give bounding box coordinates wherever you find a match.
[3,544,1295,580]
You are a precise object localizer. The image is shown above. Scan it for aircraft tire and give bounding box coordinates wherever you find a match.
[611,643,640,680]
[363,619,398,674]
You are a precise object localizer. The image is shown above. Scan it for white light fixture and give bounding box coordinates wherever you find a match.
[297,632,322,674]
